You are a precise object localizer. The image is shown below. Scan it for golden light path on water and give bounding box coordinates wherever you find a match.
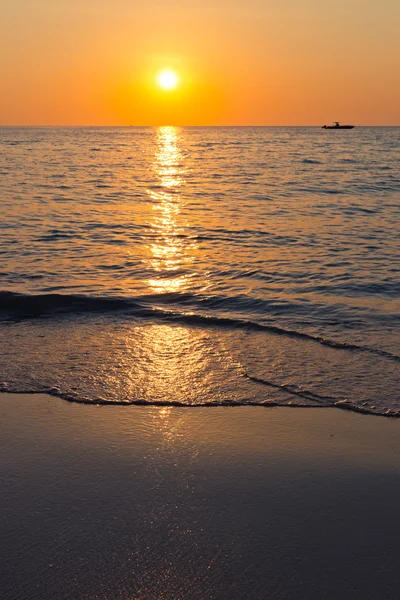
[120,127,234,409]
[146,126,196,294]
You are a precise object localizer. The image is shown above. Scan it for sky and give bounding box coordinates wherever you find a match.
[1,0,399,125]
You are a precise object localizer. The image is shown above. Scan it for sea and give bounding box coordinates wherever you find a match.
[0,126,399,416]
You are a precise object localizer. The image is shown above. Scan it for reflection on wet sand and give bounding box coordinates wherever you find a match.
[146,127,197,294]
[3,394,400,600]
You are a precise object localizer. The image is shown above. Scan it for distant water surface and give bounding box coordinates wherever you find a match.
[0,126,399,415]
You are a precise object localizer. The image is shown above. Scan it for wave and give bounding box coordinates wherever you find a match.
[242,373,399,417]
[243,372,338,403]
[1,385,399,418]
[1,290,399,363]
[0,290,130,315]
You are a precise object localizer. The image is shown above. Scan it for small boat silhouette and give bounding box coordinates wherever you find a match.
[322,122,354,129]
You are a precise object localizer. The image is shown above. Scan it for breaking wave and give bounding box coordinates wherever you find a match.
[1,290,399,362]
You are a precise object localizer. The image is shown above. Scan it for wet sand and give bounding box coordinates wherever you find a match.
[1,393,400,600]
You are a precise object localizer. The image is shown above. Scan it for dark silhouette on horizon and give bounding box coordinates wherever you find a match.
[322,121,355,129]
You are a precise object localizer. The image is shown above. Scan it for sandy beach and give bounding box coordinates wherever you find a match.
[1,393,399,600]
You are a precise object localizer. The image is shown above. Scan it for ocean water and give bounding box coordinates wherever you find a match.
[0,126,399,415]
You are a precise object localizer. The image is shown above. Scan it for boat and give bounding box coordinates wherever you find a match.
[322,122,354,129]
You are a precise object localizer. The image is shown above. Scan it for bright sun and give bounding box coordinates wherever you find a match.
[157,69,179,90]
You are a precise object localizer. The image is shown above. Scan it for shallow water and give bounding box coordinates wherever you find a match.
[0,126,399,415]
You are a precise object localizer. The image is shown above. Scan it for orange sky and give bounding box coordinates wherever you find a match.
[1,0,399,125]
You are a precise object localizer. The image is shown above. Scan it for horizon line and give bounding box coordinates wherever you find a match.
[1,124,399,128]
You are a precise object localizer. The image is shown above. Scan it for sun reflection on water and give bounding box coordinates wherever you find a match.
[146,126,196,294]
[152,126,184,190]
[130,324,213,405]
[119,130,224,417]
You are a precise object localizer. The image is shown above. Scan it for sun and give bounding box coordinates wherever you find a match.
[157,69,179,90]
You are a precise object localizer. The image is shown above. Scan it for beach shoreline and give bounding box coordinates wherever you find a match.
[1,392,400,600]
